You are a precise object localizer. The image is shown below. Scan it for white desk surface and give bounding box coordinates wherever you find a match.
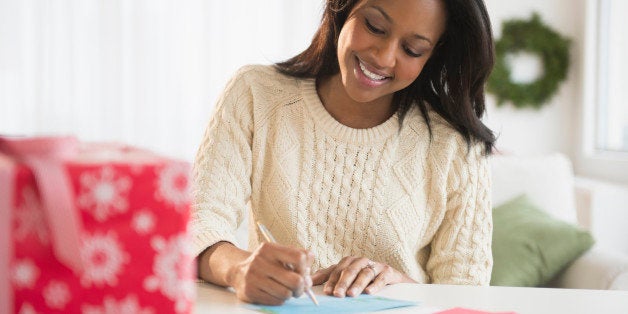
[195,282,628,314]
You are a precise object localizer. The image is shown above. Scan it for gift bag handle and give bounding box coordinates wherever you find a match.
[0,136,84,274]
[0,157,15,314]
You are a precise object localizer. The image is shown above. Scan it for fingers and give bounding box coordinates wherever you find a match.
[258,242,313,276]
[237,284,286,306]
[261,257,306,297]
[233,242,315,305]
[320,257,405,297]
[257,289,286,306]
[312,265,335,285]
[365,264,397,295]
[346,263,378,297]
[325,257,373,297]
[323,256,356,296]
[262,273,298,300]
[234,268,287,306]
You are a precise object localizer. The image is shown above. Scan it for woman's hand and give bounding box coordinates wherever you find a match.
[311,256,415,297]
[227,242,314,305]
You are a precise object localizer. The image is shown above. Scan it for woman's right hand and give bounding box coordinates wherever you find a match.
[227,242,315,305]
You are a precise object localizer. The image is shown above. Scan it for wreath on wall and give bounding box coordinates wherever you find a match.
[488,13,571,109]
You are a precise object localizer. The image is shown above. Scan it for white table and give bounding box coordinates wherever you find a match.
[195,282,628,314]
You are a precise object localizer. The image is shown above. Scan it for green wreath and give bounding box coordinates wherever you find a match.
[488,13,571,109]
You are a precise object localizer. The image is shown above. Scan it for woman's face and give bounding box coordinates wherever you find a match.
[336,0,447,105]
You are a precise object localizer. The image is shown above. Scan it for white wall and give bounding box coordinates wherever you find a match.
[0,0,323,162]
[483,0,585,159]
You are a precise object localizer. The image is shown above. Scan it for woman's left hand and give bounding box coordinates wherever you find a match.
[311,256,416,297]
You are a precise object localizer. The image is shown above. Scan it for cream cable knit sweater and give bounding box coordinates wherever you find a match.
[191,65,493,285]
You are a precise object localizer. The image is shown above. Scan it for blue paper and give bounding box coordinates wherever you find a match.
[245,294,419,314]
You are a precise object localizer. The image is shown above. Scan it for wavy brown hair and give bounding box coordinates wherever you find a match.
[275,0,496,155]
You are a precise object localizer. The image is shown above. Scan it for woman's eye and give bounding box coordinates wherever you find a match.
[404,46,422,58]
[365,19,384,34]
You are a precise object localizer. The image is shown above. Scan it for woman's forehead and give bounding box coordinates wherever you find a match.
[351,0,447,42]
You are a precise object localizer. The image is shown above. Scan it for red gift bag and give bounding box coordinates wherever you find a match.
[0,137,196,314]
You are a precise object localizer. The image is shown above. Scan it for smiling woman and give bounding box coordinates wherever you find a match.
[334,1,445,101]
[316,0,447,127]
[192,0,497,306]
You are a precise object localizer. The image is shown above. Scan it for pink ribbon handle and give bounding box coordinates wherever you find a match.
[0,157,15,314]
[0,136,84,275]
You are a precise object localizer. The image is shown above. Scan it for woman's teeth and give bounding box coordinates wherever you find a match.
[359,60,387,81]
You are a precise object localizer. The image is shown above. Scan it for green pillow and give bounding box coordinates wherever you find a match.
[491,194,595,287]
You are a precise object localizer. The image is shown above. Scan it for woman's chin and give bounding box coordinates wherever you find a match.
[345,88,391,106]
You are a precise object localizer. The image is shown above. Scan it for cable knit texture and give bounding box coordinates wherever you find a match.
[191,65,493,285]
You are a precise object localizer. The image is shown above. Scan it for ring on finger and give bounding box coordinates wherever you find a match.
[364,260,376,276]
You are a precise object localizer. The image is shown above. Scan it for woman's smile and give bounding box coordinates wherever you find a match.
[354,55,393,88]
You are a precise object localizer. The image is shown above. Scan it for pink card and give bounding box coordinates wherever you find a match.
[435,307,517,314]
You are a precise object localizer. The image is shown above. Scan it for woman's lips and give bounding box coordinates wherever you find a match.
[354,56,391,87]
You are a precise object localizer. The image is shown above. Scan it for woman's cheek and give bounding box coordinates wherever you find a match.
[397,63,424,87]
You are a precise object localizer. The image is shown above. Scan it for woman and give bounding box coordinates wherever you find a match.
[192,0,496,305]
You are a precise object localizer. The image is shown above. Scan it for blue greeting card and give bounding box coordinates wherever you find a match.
[246,294,419,314]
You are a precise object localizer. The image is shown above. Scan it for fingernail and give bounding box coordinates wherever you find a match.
[334,288,345,297]
[348,288,357,296]
[324,285,331,294]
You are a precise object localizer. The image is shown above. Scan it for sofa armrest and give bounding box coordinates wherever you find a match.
[552,245,628,290]
[574,179,593,230]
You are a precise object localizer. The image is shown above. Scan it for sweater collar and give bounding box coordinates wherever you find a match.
[299,78,399,144]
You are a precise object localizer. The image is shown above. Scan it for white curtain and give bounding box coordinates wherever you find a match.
[0,0,322,160]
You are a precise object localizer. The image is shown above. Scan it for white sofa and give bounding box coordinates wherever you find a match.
[491,153,628,290]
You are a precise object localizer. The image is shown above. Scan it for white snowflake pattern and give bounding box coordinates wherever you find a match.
[132,210,156,235]
[18,303,38,314]
[80,232,129,287]
[43,280,71,310]
[14,187,49,244]
[81,295,154,314]
[155,163,190,210]
[143,234,195,313]
[12,258,40,289]
[77,167,132,221]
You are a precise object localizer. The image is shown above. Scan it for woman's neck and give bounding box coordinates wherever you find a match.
[316,75,395,129]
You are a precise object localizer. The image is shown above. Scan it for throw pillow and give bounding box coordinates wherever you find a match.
[491,194,595,287]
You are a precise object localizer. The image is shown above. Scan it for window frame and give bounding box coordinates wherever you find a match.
[576,0,628,185]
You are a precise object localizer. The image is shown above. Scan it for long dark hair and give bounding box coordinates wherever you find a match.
[275,0,496,155]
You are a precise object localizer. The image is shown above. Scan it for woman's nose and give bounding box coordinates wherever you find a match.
[374,39,397,69]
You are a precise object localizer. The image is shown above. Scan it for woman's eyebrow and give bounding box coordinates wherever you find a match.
[369,5,434,45]
[370,5,393,23]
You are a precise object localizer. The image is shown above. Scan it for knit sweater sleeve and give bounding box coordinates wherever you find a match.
[426,142,493,285]
[190,67,254,257]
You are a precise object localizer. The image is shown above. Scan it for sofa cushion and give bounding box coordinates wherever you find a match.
[491,153,577,224]
[491,194,595,287]
[552,246,628,290]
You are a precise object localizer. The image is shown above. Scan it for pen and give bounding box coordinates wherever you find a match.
[256,221,319,306]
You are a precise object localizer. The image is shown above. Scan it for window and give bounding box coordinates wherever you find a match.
[596,0,628,153]
[578,0,628,184]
